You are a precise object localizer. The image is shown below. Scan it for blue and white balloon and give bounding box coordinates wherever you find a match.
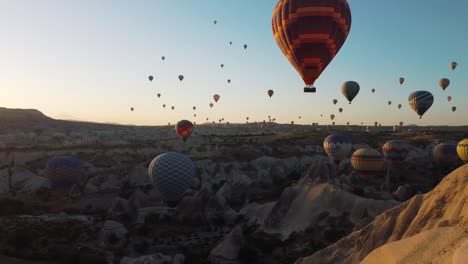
[323,134,352,161]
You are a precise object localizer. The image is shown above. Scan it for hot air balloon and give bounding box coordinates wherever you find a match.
[333,99,338,105]
[298,116,301,119]
[433,143,459,166]
[194,114,196,117]
[130,107,134,112]
[439,78,450,91]
[222,118,224,121]
[457,139,468,163]
[291,121,294,124]
[149,75,154,82]
[221,64,224,68]
[168,123,171,126]
[193,106,196,111]
[332,122,335,125]
[157,93,161,98]
[341,81,360,104]
[338,108,343,113]
[206,118,209,121]
[213,20,217,25]
[229,41,232,45]
[213,94,220,102]
[450,62,457,70]
[388,101,392,106]
[268,115,271,119]
[383,140,409,163]
[371,88,375,93]
[323,134,352,162]
[178,75,184,81]
[209,103,213,108]
[162,56,165,61]
[447,96,452,102]
[148,152,194,206]
[246,117,249,120]
[374,121,378,127]
[399,121,404,126]
[272,0,352,91]
[398,104,402,109]
[175,120,194,142]
[46,156,83,191]
[171,106,175,110]
[408,91,434,119]
[452,106,457,112]
[399,77,405,85]
[163,104,166,108]
[227,79,231,84]
[330,114,335,121]
[268,90,274,98]
[347,122,349,125]
[351,148,385,182]
[243,44,247,50]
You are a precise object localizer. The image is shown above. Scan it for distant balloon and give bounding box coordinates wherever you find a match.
[206,118,209,121]
[383,140,409,163]
[298,116,301,119]
[157,93,161,98]
[193,106,196,111]
[438,78,450,91]
[332,122,335,125]
[447,96,452,102]
[399,121,404,126]
[194,114,196,117]
[347,122,350,125]
[408,91,434,119]
[220,64,224,68]
[213,94,220,103]
[243,44,248,49]
[338,108,343,113]
[175,120,194,142]
[268,90,274,98]
[163,104,166,108]
[209,103,213,108]
[333,99,338,105]
[46,156,83,191]
[433,143,459,166]
[399,77,405,85]
[388,101,392,106]
[161,56,165,61]
[291,121,294,124]
[341,81,360,104]
[171,106,175,110]
[149,75,154,82]
[351,148,385,182]
[330,114,335,121]
[213,20,217,25]
[229,41,232,45]
[450,62,457,70]
[227,79,231,84]
[398,104,402,109]
[148,152,194,206]
[130,107,134,112]
[178,75,184,81]
[452,106,457,112]
[323,134,352,162]
[371,88,375,93]
[457,139,468,163]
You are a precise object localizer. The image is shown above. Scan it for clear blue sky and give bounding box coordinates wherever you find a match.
[0,0,467,126]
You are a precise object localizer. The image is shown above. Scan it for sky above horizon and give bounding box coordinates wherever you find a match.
[1,0,467,126]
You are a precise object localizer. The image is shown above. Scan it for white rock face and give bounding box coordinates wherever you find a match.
[9,167,50,193]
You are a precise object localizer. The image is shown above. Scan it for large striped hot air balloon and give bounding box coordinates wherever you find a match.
[351,148,384,182]
[323,134,352,162]
[408,91,434,119]
[46,156,83,191]
[148,152,194,206]
[175,120,194,142]
[382,140,409,163]
[457,139,468,163]
[433,143,459,166]
[272,0,352,92]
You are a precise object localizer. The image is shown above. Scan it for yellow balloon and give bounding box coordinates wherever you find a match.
[457,139,468,163]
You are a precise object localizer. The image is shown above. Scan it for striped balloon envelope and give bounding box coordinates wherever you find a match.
[382,140,409,163]
[323,134,352,161]
[272,0,352,91]
[433,143,459,166]
[408,91,434,119]
[457,139,468,163]
[46,156,83,191]
[351,148,385,182]
[148,152,194,206]
[175,120,194,142]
